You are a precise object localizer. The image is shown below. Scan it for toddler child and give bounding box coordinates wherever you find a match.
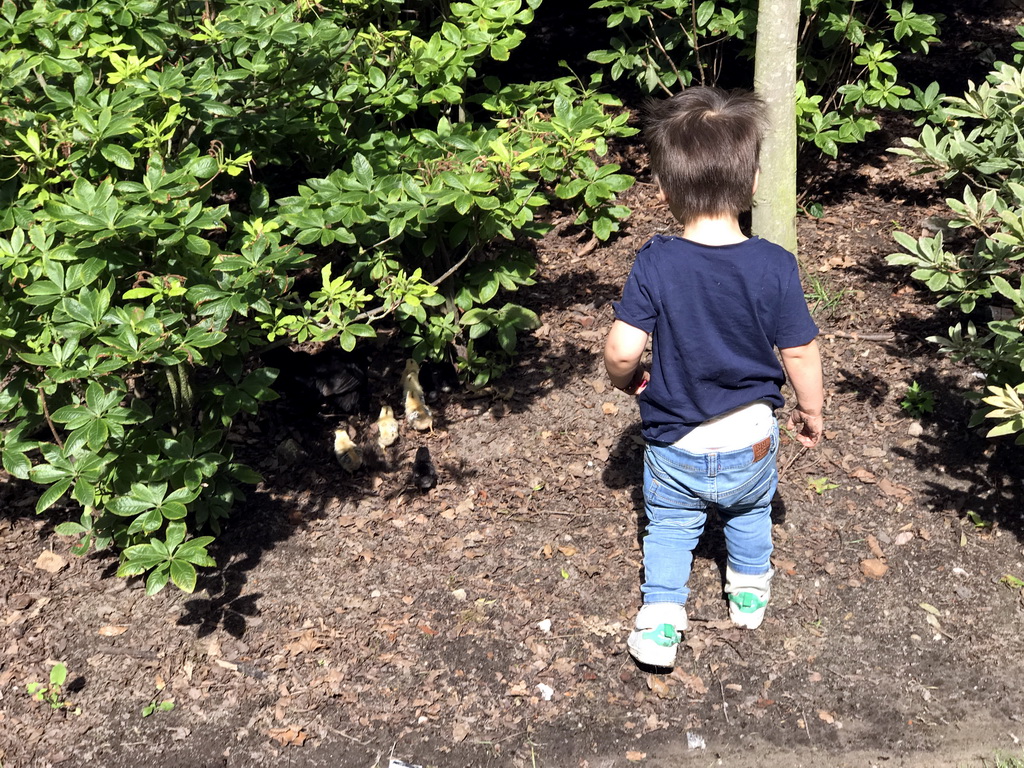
[603,87,824,667]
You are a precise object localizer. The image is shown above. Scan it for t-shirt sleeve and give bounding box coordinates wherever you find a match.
[774,260,819,349]
[613,247,658,334]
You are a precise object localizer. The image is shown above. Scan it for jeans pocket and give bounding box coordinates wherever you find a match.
[717,441,779,509]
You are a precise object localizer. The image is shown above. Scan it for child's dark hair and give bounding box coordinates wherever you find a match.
[644,87,767,222]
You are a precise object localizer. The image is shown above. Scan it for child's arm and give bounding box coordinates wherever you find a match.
[604,320,650,394]
[779,339,824,447]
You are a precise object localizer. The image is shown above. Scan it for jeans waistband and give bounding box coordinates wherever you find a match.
[648,425,778,477]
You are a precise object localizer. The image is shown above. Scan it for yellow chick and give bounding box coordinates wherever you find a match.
[332,427,363,472]
[376,405,399,449]
[401,359,433,432]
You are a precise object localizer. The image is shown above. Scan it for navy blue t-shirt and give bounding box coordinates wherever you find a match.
[614,234,818,443]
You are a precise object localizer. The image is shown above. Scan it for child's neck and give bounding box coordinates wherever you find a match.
[680,214,747,246]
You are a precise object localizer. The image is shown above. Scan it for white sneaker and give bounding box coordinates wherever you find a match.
[726,566,774,629]
[626,603,688,667]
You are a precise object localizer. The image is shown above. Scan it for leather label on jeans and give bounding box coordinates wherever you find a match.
[752,437,770,462]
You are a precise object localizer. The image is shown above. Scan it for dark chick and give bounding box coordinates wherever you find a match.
[419,360,460,404]
[263,345,369,415]
[412,446,437,491]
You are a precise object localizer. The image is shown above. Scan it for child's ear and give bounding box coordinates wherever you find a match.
[752,168,760,196]
[655,179,667,203]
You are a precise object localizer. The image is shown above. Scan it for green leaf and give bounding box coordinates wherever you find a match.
[107,496,154,517]
[169,559,198,593]
[55,522,88,536]
[145,566,170,595]
[36,479,72,514]
[100,144,135,170]
[3,449,32,480]
[50,663,67,687]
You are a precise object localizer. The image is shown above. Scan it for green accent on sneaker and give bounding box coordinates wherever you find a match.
[640,623,681,647]
[729,591,768,613]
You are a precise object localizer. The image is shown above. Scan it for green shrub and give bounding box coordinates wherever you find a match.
[888,31,1024,442]
[586,0,943,157]
[0,0,636,590]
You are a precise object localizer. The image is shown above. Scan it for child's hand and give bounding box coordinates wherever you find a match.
[633,369,650,396]
[619,367,649,396]
[786,407,823,448]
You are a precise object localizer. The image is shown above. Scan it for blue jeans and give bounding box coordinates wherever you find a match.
[640,421,779,606]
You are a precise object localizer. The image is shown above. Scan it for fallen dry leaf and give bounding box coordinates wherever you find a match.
[646,675,671,699]
[849,467,877,484]
[35,551,67,574]
[602,402,618,415]
[643,713,665,733]
[772,557,797,575]
[671,669,708,695]
[268,727,308,747]
[860,558,888,579]
[452,721,471,743]
[557,545,578,557]
[626,751,647,762]
[818,710,836,724]
[284,630,324,657]
[867,534,885,559]
[894,531,915,547]
[98,625,128,637]
[878,478,911,499]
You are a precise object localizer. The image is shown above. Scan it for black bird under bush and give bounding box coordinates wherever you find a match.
[418,360,459,404]
[262,345,369,415]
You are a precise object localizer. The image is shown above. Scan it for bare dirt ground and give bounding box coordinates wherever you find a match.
[4,13,1024,768]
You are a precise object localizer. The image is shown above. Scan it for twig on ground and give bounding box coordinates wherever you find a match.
[713,665,731,725]
[822,331,895,342]
[779,445,808,478]
[94,647,159,659]
[324,725,370,745]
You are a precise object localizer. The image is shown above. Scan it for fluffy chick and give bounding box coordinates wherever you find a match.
[332,427,363,472]
[412,446,437,491]
[376,405,399,449]
[401,359,433,432]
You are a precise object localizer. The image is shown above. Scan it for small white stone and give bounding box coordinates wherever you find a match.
[908,421,924,437]
[536,683,554,701]
[537,619,552,633]
[452,588,467,602]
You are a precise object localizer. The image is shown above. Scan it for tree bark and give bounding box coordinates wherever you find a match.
[752,0,800,256]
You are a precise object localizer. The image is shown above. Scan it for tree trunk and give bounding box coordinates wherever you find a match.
[752,0,800,256]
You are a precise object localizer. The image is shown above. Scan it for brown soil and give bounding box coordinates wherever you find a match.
[5,31,1024,768]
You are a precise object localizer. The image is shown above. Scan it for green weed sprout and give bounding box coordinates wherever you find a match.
[807,477,839,495]
[142,699,175,717]
[27,663,75,711]
[901,381,935,418]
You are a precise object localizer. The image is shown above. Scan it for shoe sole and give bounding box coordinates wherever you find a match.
[627,633,678,667]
